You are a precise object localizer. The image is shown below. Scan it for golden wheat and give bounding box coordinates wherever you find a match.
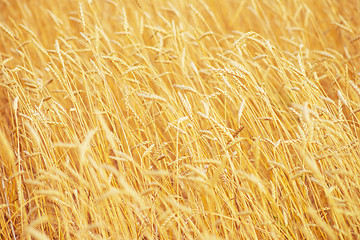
[1,0,360,239]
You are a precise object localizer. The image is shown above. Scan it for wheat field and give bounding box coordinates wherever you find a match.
[1,0,360,239]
